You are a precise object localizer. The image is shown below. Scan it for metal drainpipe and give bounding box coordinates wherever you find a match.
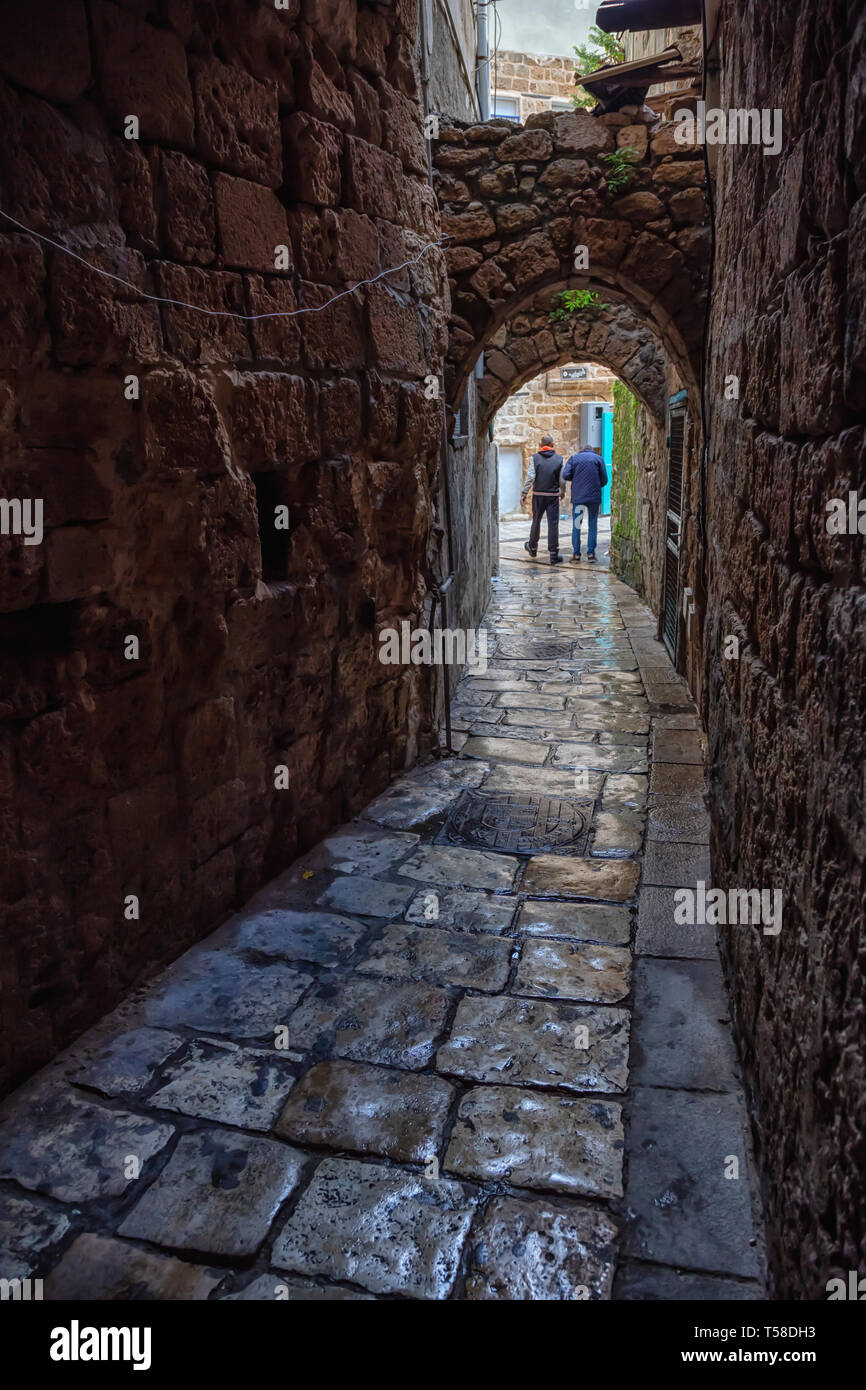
[477,3,490,120]
[419,0,457,753]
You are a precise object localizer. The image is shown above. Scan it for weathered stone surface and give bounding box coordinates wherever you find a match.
[44,1234,220,1301]
[142,951,313,1039]
[271,1157,475,1298]
[0,0,90,103]
[0,1192,72,1280]
[405,886,516,933]
[90,0,194,143]
[71,1026,185,1097]
[283,112,343,205]
[515,939,631,1003]
[214,173,290,272]
[119,1131,304,1257]
[522,855,639,901]
[192,57,281,185]
[437,994,630,1092]
[464,1196,618,1300]
[221,1273,373,1300]
[395,844,519,891]
[517,899,631,944]
[275,1059,455,1162]
[221,908,364,967]
[358,923,512,991]
[0,1084,174,1203]
[286,976,450,1069]
[148,1040,296,1129]
[445,1087,624,1197]
[315,874,413,918]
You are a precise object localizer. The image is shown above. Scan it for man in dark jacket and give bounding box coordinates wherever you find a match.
[521,435,565,565]
[561,444,608,562]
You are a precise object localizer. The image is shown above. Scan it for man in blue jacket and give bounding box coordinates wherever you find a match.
[561,443,608,562]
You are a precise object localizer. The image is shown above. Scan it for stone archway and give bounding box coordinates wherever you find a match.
[475,291,672,436]
[432,107,709,411]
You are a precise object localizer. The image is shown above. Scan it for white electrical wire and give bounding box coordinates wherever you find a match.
[0,206,445,322]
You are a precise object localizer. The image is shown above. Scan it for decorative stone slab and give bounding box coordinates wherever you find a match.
[460,736,549,765]
[515,939,631,1003]
[271,1157,476,1299]
[220,1273,373,1300]
[119,1131,305,1258]
[143,952,313,1039]
[436,995,630,1093]
[0,1085,174,1204]
[445,1087,624,1198]
[395,844,519,892]
[0,1192,73,1280]
[360,780,465,830]
[405,886,517,934]
[275,1060,455,1163]
[464,1196,618,1300]
[357,923,513,992]
[591,809,645,856]
[522,855,640,901]
[517,899,631,945]
[286,977,451,1069]
[439,789,592,855]
[44,1233,220,1301]
[71,1026,185,1097]
[148,1040,297,1129]
[224,909,365,967]
[315,874,414,919]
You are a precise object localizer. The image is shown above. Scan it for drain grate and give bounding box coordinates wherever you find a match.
[438,789,593,855]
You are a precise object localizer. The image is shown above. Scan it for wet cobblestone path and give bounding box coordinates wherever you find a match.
[0,538,766,1300]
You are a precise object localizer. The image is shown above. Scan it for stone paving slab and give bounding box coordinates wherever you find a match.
[286,976,451,1069]
[436,995,630,1093]
[517,899,631,945]
[405,886,517,933]
[271,1157,476,1299]
[445,1086,624,1198]
[0,1192,73,1280]
[44,1233,221,1301]
[623,1087,762,1279]
[631,958,739,1089]
[314,874,414,919]
[357,923,513,992]
[288,825,419,879]
[142,951,314,1040]
[522,854,640,902]
[71,1026,186,1097]
[460,735,549,764]
[119,1130,305,1258]
[0,1083,175,1205]
[464,1195,618,1300]
[515,939,631,1003]
[636,886,718,959]
[148,1040,297,1130]
[615,1261,763,1301]
[275,1060,455,1163]
[223,908,365,968]
[551,741,649,773]
[642,841,711,887]
[395,844,519,892]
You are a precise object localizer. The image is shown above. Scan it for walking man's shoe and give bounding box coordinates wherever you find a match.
[550,552,564,565]
[570,554,581,563]
[524,541,537,558]
[587,552,596,562]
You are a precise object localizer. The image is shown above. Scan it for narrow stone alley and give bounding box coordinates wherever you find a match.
[0,536,764,1300]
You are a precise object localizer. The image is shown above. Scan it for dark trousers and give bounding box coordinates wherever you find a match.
[528,494,560,553]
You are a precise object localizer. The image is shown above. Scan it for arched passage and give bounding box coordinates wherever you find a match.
[432,107,709,412]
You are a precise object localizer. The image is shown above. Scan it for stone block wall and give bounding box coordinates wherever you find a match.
[0,0,447,1094]
[493,51,577,119]
[704,0,866,1297]
[493,363,615,491]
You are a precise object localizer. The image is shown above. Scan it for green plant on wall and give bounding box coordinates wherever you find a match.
[548,289,610,324]
[610,379,642,589]
[602,148,638,194]
[571,26,625,110]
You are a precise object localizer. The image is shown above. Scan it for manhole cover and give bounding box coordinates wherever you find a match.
[438,790,592,855]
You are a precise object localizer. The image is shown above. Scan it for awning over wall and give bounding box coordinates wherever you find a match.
[578,44,700,107]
